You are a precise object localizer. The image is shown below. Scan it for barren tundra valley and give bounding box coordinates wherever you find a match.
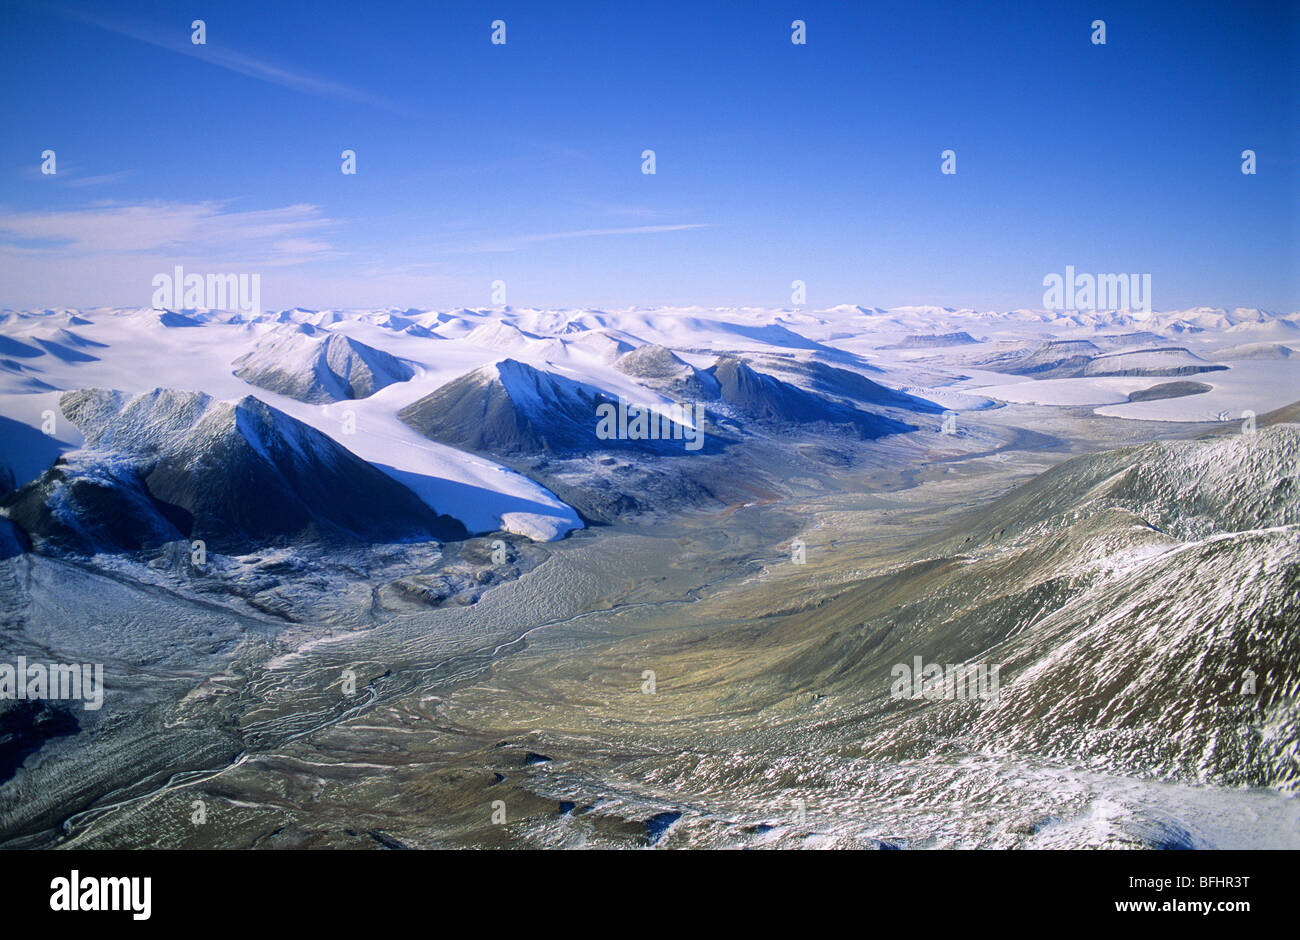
[0,302,1297,849]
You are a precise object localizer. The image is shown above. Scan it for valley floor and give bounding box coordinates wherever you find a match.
[4,403,1293,849]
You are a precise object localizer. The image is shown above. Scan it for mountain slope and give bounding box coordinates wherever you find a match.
[981,340,1227,380]
[979,339,1101,377]
[615,344,719,399]
[1082,346,1227,377]
[398,359,606,456]
[706,356,913,438]
[233,324,415,403]
[398,358,700,457]
[1,388,466,553]
[883,332,979,349]
[770,424,1299,790]
[746,355,943,412]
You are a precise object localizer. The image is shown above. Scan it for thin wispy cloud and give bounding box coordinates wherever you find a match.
[64,171,132,188]
[54,3,404,114]
[579,200,691,221]
[0,200,337,262]
[17,163,129,187]
[0,199,349,307]
[465,223,716,254]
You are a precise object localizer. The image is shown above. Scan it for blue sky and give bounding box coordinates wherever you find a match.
[1,0,1296,311]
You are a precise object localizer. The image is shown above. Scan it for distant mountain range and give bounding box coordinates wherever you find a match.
[398,353,915,460]
[1,303,1297,541]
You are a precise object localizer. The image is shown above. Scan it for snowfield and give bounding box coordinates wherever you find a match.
[1,304,1297,539]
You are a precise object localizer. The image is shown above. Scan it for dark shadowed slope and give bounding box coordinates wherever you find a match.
[2,388,466,553]
[706,356,914,438]
[398,358,704,457]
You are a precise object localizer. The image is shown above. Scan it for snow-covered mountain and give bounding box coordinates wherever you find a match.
[1082,346,1226,378]
[1,303,1297,541]
[232,323,415,403]
[882,331,980,349]
[0,302,1295,852]
[615,344,718,399]
[978,341,1226,379]
[398,358,623,457]
[1213,342,1296,361]
[2,388,467,553]
[705,356,914,438]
